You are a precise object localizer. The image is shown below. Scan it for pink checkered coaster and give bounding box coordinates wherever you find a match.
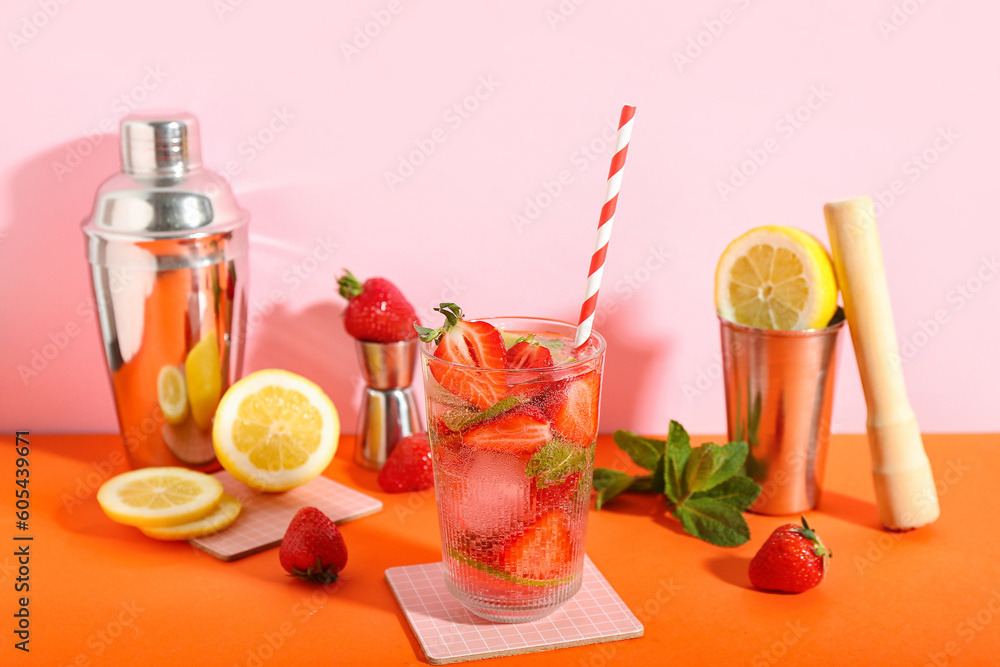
[386,556,643,665]
[191,471,383,561]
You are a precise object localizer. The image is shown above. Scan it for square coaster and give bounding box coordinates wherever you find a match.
[386,556,643,664]
[191,471,383,561]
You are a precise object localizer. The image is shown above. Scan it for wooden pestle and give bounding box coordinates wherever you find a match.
[824,196,939,530]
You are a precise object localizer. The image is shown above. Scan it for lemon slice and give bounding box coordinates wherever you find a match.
[715,225,838,330]
[212,369,339,492]
[140,493,242,540]
[186,331,222,430]
[97,467,223,528]
[158,365,190,425]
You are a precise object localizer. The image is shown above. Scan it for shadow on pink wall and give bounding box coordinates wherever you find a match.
[1,137,121,429]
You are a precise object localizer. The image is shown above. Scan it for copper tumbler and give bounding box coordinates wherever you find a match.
[719,309,844,515]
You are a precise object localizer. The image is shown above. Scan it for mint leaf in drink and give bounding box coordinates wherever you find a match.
[683,441,749,495]
[592,468,634,509]
[527,440,591,489]
[674,496,751,547]
[442,396,522,432]
[663,420,692,505]
[611,430,665,472]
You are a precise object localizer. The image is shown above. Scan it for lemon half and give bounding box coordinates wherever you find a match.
[97,467,223,528]
[715,226,838,330]
[212,369,339,492]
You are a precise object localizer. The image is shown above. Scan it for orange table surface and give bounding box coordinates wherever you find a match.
[2,432,998,667]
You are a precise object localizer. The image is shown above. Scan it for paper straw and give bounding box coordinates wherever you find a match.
[574,105,636,348]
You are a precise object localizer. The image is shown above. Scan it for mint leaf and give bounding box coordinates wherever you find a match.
[663,420,692,505]
[611,430,664,472]
[442,396,522,432]
[651,456,666,494]
[673,497,751,547]
[592,469,634,510]
[691,475,761,512]
[683,441,749,494]
[526,440,590,488]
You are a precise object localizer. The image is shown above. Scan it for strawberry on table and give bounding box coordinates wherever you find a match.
[502,511,573,581]
[542,370,600,446]
[749,516,832,593]
[416,303,507,409]
[377,433,434,493]
[338,270,420,343]
[279,507,348,584]
[462,406,552,456]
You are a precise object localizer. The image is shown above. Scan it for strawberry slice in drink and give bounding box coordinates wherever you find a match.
[416,303,507,410]
[506,337,555,400]
[541,370,600,446]
[501,511,573,581]
[462,406,552,456]
[506,338,553,369]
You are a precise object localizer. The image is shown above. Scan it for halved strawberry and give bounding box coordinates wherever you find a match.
[506,337,555,400]
[542,371,600,446]
[501,512,573,581]
[506,338,553,369]
[462,406,551,455]
[416,304,507,410]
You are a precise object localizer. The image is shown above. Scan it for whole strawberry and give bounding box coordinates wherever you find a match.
[377,433,434,493]
[279,507,348,584]
[338,270,420,343]
[749,516,831,593]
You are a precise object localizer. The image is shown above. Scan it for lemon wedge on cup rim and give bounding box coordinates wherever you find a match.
[97,467,224,528]
[715,225,838,331]
[212,369,340,492]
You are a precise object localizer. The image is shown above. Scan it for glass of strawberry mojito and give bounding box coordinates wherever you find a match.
[416,304,605,623]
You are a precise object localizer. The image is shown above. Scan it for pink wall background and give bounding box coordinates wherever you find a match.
[1,0,997,435]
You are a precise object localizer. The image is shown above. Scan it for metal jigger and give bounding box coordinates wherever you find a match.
[354,339,423,469]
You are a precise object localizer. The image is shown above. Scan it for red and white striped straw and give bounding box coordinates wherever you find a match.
[574,105,636,348]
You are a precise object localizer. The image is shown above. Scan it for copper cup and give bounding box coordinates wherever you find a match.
[719,309,844,515]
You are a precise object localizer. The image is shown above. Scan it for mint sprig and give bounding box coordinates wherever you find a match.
[593,421,761,547]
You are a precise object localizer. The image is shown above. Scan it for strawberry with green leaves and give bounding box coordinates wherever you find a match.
[338,270,420,343]
[416,303,507,409]
[749,516,832,593]
[279,507,348,584]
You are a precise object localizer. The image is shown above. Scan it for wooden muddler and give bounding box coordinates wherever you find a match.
[824,196,939,530]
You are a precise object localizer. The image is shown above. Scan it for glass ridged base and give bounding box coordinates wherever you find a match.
[445,575,582,623]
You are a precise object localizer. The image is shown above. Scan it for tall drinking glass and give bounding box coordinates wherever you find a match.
[420,317,605,623]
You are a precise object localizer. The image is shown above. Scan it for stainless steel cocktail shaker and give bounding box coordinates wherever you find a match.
[83,112,249,471]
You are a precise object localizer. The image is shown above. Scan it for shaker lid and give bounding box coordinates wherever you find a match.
[83,111,248,243]
[121,111,202,176]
